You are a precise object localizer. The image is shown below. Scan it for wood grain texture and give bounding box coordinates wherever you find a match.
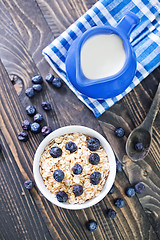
[0,0,159,239]
[99,68,160,238]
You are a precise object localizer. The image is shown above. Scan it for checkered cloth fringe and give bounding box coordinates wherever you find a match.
[43,0,160,117]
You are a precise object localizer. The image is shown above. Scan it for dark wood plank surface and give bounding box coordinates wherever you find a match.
[0,0,159,239]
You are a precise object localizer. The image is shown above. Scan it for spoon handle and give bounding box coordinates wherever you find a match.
[142,83,160,131]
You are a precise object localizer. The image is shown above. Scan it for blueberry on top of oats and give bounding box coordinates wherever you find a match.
[90,172,101,185]
[72,164,83,175]
[87,138,100,151]
[53,170,64,182]
[73,185,83,196]
[50,146,62,158]
[89,153,100,165]
[65,142,77,153]
[56,191,68,202]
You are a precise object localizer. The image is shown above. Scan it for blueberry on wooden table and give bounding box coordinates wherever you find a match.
[17,131,29,142]
[115,127,125,137]
[89,153,100,165]
[30,122,41,134]
[24,180,35,190]
[114,198,125,208]
[26,105,36,116]
[41,126,52,136]
[135,142,143,151]
[65,142,77,153]
[45,73,54,83]
[56,191,68,202]
[41,101,51,111]
[108,184,115,194]
[53,170,64,182]
[72,164,83,175]
[73,185,83,196]
[125,187,135,197]
[107,209,117,219]
[87,138,100,151]
[32,75,43,84]
[86,220,97,232]
[50,146,62,158]
[134,182,145,194]
[33,113,43,123]
[22,120,31,131]
[25,87,35,98]
[90,172,101,185]
[52,77,62,88]
[116,159,122,173]
[33,84,42,92]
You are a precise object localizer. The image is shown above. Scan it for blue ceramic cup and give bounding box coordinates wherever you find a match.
[66,12,140,99]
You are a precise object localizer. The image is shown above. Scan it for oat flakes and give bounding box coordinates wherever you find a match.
[39,133,110,204]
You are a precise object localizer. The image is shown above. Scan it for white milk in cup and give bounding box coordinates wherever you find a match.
[80,34,126,80]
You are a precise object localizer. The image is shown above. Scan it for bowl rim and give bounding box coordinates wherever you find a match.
[33,125,116,210]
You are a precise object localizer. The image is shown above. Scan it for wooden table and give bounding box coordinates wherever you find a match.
[0,1,159,239]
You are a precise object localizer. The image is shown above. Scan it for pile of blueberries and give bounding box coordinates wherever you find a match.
[25,74,62,98]
[18,74,62,142]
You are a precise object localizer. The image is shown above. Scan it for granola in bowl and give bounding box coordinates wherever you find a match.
[39,132,110,204]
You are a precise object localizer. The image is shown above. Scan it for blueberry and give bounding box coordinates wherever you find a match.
[53,170,64,182]
[90,172,101,185]
[22,120,31,131]
[65,142,77,153]
[134,182,145,194]
[24,180,35,189]
[86,220,97,232]
[41,101,51,111]
[41,126,52,136]
[30,122,41,134]
[72,164,83,175]
[50,147,62,158]
[108,184,115,194]
[87,138,100,151]
[107,209,116,219]
[17,131,29,142]
[89,153,100,165]
[45,73,54,83]
[33,84,42,92]
[116,159,122,173]
[25,87,35,98]
[125,187,135,197]
[73,185,83,196]
[56,191,68,202]
[34,113,43,123]
[32,75,43,84]
[114,198,125,208]
[52,77,62,88]
[115,127,125,138]
[26,105,36,116]
[135,142,143,151]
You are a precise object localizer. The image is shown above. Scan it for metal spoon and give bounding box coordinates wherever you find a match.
[126,83,160,161]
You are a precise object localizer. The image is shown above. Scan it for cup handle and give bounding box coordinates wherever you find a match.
[116,11,140,38]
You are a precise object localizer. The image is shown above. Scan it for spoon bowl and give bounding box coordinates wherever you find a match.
[126,83,160,161]
[126,127,151,161]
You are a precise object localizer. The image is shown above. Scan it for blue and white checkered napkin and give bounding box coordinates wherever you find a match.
[43,0,160,117]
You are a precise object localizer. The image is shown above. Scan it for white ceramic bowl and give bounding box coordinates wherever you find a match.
[33,125,116,210]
